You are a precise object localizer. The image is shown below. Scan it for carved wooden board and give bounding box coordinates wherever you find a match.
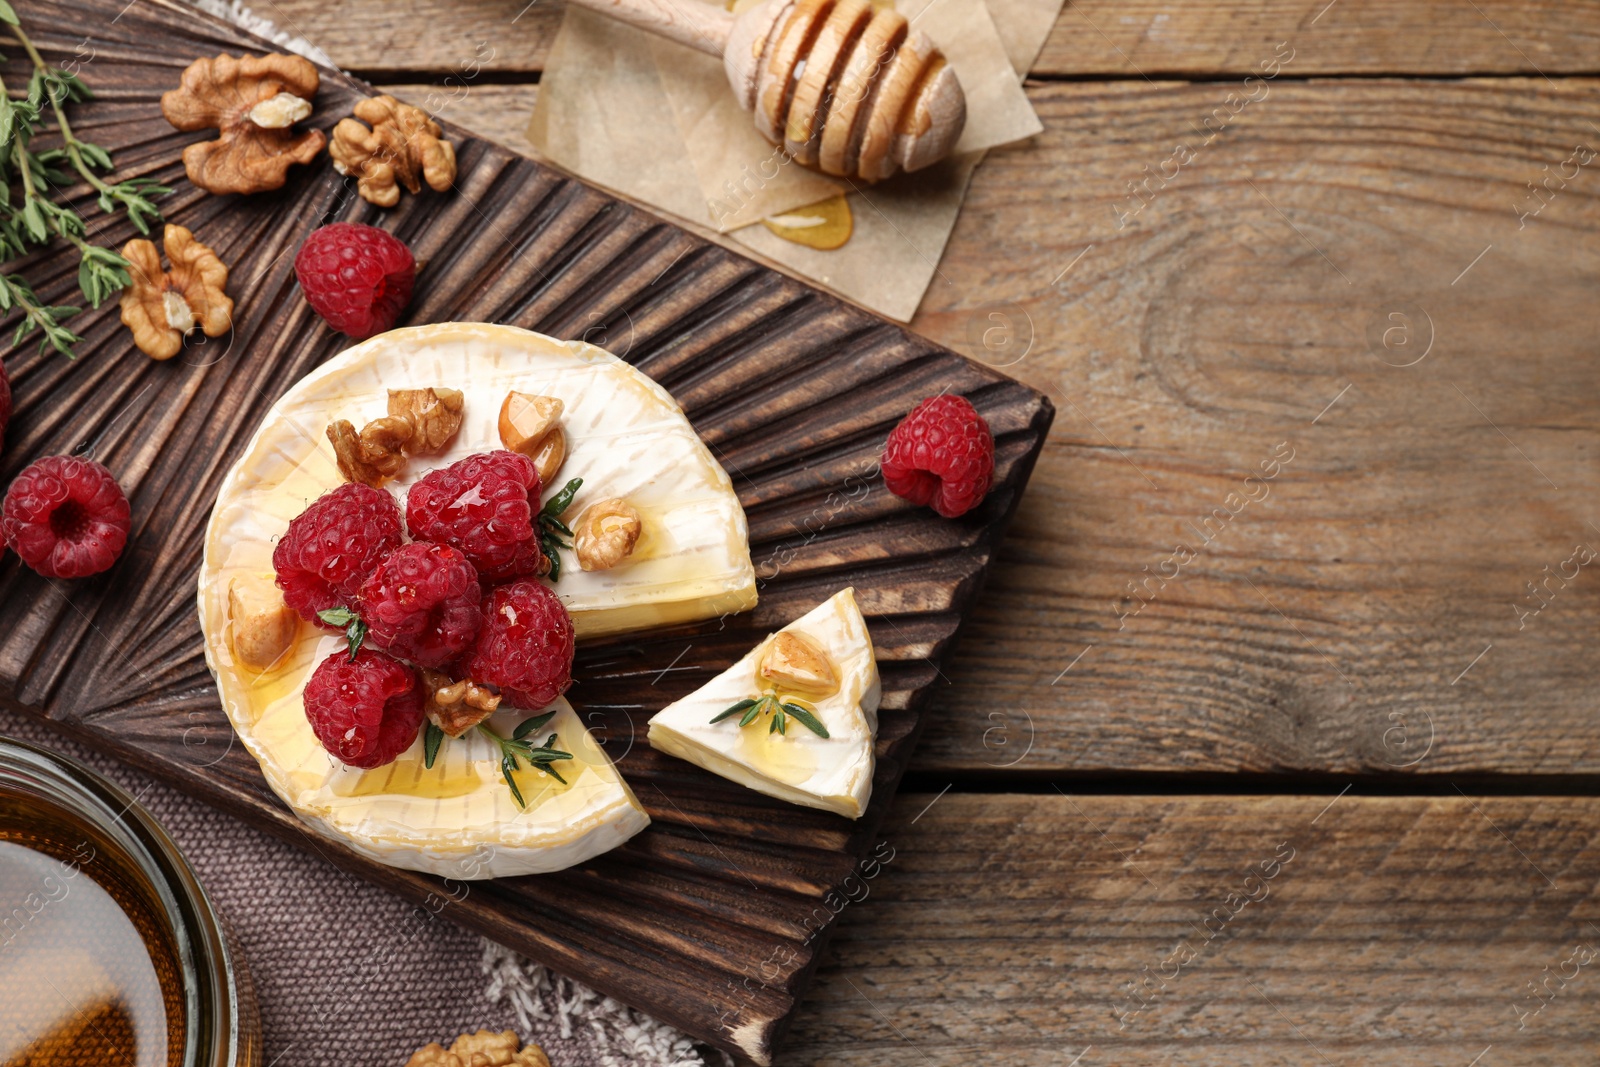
[0,1,1050,1061]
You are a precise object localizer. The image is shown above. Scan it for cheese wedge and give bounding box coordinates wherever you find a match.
[648,588,880,818]
[198,322,756,877]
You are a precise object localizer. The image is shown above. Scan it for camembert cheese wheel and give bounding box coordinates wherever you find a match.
[198,323,757,878]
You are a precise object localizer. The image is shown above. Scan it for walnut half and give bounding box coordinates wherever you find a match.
[330,95,457,208]
[388,387,463,455]
[573,497,642,572]
[405,1030,548,1067]
[420,669,503,738]
[160,53,326,195]
[327,415,411,486]
[119,224,232,360]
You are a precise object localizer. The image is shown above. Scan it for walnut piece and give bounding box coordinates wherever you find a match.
[757,631,838,696]
[420,669,503,738]
[329,95,457,208]
[228,573,298,671]
[405,1030,548,1067]
[327,416,412,486]
[119,224,233,360]
[498,392,566,485]
[160,53,326,195]
[388,387,464,455]
[573,497,642,572]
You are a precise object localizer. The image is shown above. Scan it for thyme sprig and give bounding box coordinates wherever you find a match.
[315,606,367,661]
[537,476,582,581]
[710,689,829,738]
[477,712,573,807]
[0,6,168,357]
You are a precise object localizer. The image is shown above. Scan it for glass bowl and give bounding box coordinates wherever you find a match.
[0,734,259,1067]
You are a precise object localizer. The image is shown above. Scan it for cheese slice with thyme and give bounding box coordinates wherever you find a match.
[198,323,756,878]
[647,588,880,818]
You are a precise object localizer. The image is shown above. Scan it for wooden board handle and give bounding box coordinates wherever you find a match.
[562,0,734,57]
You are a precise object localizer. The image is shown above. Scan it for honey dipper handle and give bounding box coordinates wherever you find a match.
[560,0,734,58]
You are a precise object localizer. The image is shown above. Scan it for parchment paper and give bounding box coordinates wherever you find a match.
[527,0,1064,321]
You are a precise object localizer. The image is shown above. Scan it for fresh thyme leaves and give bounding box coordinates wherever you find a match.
[537,476,582,581]
[709,689,829,738]
[0,13,168,357]
[315,606,367,661]
[422,720,444,769]
[477,714,572,807]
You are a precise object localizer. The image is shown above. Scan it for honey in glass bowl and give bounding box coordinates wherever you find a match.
[0,736,259,1067]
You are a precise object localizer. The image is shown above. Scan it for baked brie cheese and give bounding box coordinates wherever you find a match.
[198,323,757,878]
[647,587,880,818]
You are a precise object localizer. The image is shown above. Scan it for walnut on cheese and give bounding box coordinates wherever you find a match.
[573,498,642,572]
[404,1030,549,1067]
[420,668,502,738]
[326,416,410,487]
[330,95,457,208]
[497,391,566,485]
[160,53,326,194]
[388,387,464,454]
[328,387,464,486]
[757,630,839,696]
[227,573,298,671]
[119,224,232,360]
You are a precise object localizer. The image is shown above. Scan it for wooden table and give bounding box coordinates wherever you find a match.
[260,1,1600,1061]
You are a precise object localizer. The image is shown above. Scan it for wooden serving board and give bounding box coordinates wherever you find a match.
[0,1,1051,1060]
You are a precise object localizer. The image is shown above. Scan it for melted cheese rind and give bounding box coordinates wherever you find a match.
[199,323,756,878]
[647,588,880,819]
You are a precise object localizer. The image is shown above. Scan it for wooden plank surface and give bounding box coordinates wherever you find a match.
[781,791,1600,1065]
[271,0,1600,77]
[385,76,1600,779]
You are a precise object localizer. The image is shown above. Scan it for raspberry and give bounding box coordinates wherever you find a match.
[880,395,994,519]
[294,222,415,339]
[302,646,424,769]
[405,451,544,581]
[358,542,482,668]
[464,579,574,710]
[273,482,403,623]
[1,456,130,578]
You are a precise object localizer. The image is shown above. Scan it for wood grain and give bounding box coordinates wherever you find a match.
[909,77,1600,778]
[270,0,1600,78]
[781,791,1600,1065]
[390,77,1600,779]
[0,2,1051,1062]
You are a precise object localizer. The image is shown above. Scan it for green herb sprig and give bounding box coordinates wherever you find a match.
[476,712,573,807]
[710,689,829,738]
[316,607,367,661]
[537,476,582,581]
[0,6,169,357]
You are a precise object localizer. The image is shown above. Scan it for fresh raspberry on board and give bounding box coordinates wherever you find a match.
[359,541,482,668]
[406,450,544,581]
[880,394,994,519]
[293,222,415,339]
[1,456,130,579]
[464,579,575,711]
[302,646,424,769]
[273,481,403,623]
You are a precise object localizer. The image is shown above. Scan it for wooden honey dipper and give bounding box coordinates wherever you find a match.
[562,0,967,181]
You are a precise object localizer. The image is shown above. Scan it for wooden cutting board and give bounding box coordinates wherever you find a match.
[0,1,1052,1060]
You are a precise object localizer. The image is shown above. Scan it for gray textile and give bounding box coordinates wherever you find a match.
[0,708,704,1067]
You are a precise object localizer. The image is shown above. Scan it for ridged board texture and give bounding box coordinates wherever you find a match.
[0,1,1052,1061]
